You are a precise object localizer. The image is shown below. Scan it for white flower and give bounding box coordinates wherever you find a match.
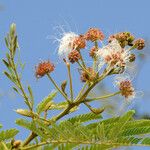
[58,32,78,58]
[97,39,131,69]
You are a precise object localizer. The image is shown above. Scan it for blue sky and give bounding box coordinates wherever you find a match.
[0,0,150,149]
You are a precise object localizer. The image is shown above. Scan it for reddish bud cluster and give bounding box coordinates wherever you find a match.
[85,28,104,42]
[68,50,81,63]
[35,61,55,78]
[89,46,98,58]
[133,38,145,50]
[119,80,134,98]
[129,54,136,62]
[108,32,134,48]
[73,35,86,50]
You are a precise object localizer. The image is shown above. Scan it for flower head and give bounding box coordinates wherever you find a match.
[89,46,98,58]
[85,28,104,42]
[115,75,135,100]
[68,50,81,63]
[129,54,136,62]
[58,32,78,58]
[35,60,55,78]
[133,38,145,50]
[97,39,131,68]
[73,35,86,50]
[108,32,134,48]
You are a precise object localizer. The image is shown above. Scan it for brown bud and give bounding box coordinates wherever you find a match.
[129,54,136,62]
[35,60,55,78]
[85,28,104,42]
[68,50,81,63]
[108,32,135,48]
[12,140,21,148]
[89,46,97,58]
[134,38,145,50]
[73,35,86,49]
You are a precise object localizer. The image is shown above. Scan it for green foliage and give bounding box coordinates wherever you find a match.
[62,112,102,124]
[18,110,150,150]
[36,90,57,114]
[0,129,19,142]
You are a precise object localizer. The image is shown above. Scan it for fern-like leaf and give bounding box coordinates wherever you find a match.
[36,90,57,114]
[0,129,19,142]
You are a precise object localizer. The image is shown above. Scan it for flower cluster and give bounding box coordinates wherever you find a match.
[35,61,55,78]
[115,75,135,100]
[85,28,104,42]
[108,32,135,48]
[35,27,145,101]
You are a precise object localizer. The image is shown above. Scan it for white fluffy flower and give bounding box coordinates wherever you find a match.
[58,32,78,58]
[97,39,131,69]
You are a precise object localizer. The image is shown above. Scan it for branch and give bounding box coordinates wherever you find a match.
[85,91,121,102]
[47,74,70,103]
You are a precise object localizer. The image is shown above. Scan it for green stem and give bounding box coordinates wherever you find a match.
[47,74,70,103]
[0,142,9,150]
[66,63,74,101]
[76,82,88,100]
[77,61,91,75]
[93,41,98,71]
[79,51,86,68]
[85,91,121,102]
[11,58,32,110]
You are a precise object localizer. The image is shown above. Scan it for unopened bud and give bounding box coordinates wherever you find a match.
[129,54,136,62]
[13,140,21,148]
[134,38,145,50]
[15,109,35,118]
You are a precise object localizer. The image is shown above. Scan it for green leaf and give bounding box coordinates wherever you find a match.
[36,90,57,114]
[49,101,68,110]
[0,142,9,150]
[2,59,10,68]
[0,129,19,142]
[28,85,34,108]
[121,126,150,136]
[16,119,48,140]
[142,137,150,144]
[97,123,105,141]
[63,112,102,124]
[107,110,135,139]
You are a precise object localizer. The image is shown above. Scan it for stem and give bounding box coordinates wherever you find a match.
[22,132,37,146]
[77,61,85,71]
[11,58,32,110]
[76,82,88,100]
[0,142,9,150]
[79,51,86,68]
[47,74,70,103]
[77,61,91,75]
[93,41,98,71]
[128,45,136,51]
[66,62,74,101]
[85,91,121,102]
